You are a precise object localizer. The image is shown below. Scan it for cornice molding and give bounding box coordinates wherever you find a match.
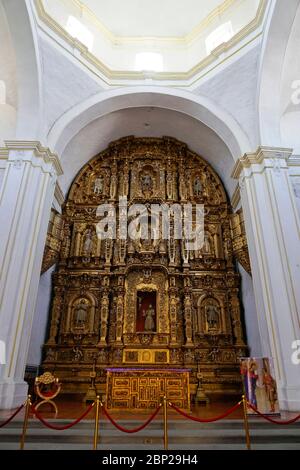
[34,0,267,83]
[288,155,300,167]
[1,141,63,176]
[232,146,293,179]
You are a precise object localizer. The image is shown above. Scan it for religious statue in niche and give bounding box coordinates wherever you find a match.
[82,228,94,256]
[93,176,103,195]
[141,171,153,195]
[202,233,212,255]
[136,291,157,332]
[193,175,202,197]
[73,299,89,328]
[205,302,220,331]
[144,304,155,331]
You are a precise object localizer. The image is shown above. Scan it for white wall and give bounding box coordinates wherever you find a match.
[239,265,262,356]
[27,267,55,367]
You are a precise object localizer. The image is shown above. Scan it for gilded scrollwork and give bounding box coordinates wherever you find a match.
[44,136,247,399]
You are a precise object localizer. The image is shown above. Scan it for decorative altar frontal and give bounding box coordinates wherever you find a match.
[106,368,190,410]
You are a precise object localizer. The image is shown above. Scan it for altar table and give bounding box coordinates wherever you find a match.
[106,368,190,410]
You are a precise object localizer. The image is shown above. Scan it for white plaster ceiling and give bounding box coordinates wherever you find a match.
[81,0,224,38]
[59,106,235,198]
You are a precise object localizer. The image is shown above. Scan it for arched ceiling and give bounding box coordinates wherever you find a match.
[59,107,235,199]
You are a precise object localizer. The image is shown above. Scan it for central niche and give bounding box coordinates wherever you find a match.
[136,291,157,333]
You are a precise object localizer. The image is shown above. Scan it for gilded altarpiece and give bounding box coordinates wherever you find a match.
[44,136,247,401]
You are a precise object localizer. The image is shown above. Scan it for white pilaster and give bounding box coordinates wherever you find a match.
[232,147,300,411]
[0,141,62,409]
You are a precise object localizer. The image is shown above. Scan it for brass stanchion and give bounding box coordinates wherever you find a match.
[241,395,251,450]
[20,395,32,450]
[163,396,168,450]
[93,396,101,450]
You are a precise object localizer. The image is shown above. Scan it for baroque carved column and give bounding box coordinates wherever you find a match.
[60,222,71,261]
[178,158,187,202]
[228,291,245,346]
[115,281,125,346]
[169,277,179,346]
[47,286,64,346]
[183,282,194,347]
[98,288,110,347]
[110,159,118,200]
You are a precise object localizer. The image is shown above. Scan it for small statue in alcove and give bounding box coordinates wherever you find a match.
[193,176,202,196]
[74,299,89,328]
[93,176,103,195]
[206,304,220,330]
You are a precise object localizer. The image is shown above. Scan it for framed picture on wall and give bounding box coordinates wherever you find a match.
[240,357,280,416]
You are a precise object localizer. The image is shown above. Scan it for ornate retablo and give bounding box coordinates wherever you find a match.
[44,136,247,400]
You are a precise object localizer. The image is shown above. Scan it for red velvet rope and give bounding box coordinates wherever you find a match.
[102,404,162,433]
[169,401,241,423]
[32,402,94,430]
[0,404,24,428]
[247,403,300,425]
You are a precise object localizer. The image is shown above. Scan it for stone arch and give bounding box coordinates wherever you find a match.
[2,0,43,141]
[258,0,300,148]
[47,86,251,160]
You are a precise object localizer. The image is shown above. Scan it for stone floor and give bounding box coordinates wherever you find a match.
[0,399,299,450]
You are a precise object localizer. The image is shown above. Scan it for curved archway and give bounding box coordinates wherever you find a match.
[2,0,43,141]
[258,0,300,148]
[47,86,252,160]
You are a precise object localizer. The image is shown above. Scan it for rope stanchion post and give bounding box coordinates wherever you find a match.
[93,396,101,451]
[241,395,251,450]
[163,396,168,450]
[20,395,32,450]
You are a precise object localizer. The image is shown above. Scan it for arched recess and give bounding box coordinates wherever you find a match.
[258,0,300,148]
[48,87,251,160]
[2,0,43,141]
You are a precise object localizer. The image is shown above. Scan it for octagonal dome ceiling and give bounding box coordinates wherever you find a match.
[37,0,267,82]
[79,0,227,39]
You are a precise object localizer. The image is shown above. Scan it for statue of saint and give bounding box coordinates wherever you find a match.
[83,228,93,255]
[93,176,103,195]
[141,173,153,193]
[74,299,89,327]
[143,304,155,332]
[194,176,202,196]
[202,233,212,254]
[206,304,220,330]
